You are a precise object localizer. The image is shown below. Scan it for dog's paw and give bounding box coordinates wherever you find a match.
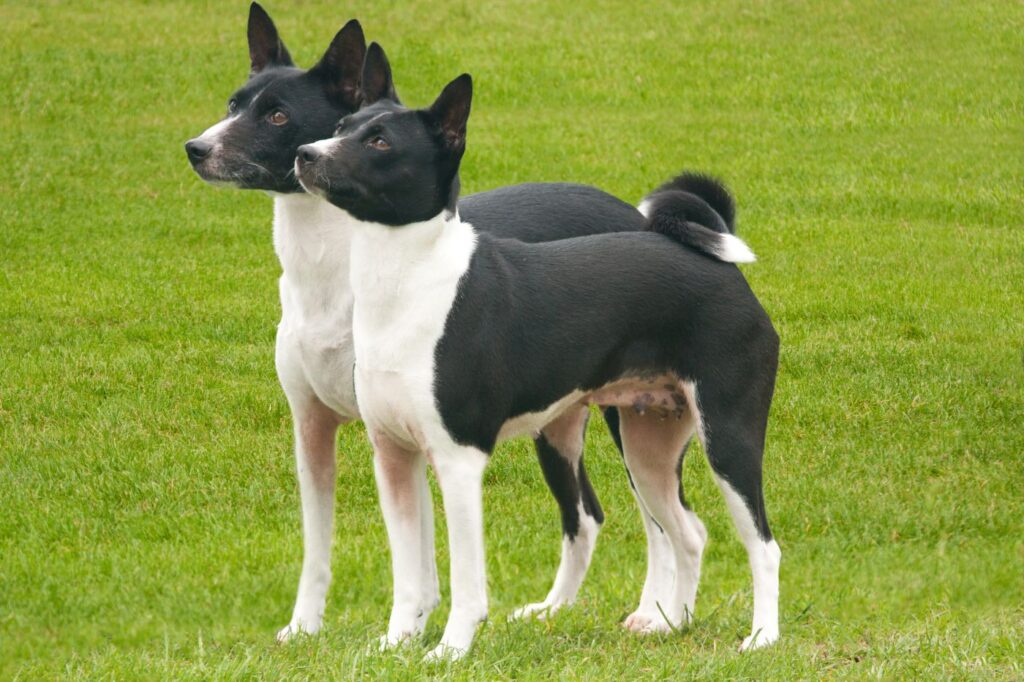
[740,628,778,651]
[424,642,467,662]
[622,610,674,634]
[508,600,563,621]
[378,629,420,652]
[276,620,319,643]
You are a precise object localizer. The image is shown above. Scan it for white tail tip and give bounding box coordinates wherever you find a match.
[716,234,757,263]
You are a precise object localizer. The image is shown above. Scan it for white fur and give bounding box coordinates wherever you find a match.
[714,233,757,263]
[621,493,678,632]
[273,193,359,418]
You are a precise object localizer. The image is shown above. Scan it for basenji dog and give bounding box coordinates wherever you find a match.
[294,68,777,659]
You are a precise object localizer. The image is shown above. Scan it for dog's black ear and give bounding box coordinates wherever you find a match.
[360,42,401,105]
[309,19,366,109]
[428,74,473,150]
[248,2,294,73]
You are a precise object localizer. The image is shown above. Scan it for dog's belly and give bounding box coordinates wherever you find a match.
[497,374,692,441]
[584,375,691,418]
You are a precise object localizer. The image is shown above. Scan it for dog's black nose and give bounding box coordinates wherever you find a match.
[185,139,212,163]
[297,145,320,164]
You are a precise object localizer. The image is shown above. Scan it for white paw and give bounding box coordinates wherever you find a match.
[424,642,467,662]
[276,620,319,643]
[378,629,419,651]
[740,628,778,651]
[622,610,674,634]
[509,600,564,621]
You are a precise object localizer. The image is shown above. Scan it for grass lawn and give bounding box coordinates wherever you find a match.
[2,0,1022,678]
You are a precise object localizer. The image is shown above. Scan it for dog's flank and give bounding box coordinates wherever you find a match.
[296,72,780,658]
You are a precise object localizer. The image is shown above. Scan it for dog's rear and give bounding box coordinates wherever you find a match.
[641,172,756,263]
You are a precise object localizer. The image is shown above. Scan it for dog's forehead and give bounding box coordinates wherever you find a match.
[344,102,425,135]
[232,66,307,103]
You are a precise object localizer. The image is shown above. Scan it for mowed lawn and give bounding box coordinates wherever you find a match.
[2,0,1022,678]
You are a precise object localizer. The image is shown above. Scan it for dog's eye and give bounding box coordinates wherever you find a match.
[367,136,390,151]
[227,99,238,114]
[268,110,289,126]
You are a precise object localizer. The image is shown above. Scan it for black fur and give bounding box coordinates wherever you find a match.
[431,232,778,540]
[642,192,733,259]
[248,2,293,73]
[535,431,604,540]
[645,171,736,233]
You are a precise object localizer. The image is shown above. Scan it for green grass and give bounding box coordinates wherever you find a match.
[2,0,1022,678]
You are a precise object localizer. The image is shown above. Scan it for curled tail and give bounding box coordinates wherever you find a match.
[639,171,755,263]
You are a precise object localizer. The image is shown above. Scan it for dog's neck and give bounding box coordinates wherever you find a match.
[348,210,477,370]
[271,192,355,302]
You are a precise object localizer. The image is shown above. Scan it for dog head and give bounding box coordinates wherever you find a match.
[184,3,365,193]
[295,43,471,225]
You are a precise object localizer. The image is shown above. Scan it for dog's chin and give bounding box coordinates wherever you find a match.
[295,166,327,198]
[189,161,245,189]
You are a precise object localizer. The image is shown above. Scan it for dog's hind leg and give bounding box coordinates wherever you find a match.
[688,368,780,650]
[277,396,342,642]
[371,432,434,648]
[618,407,705,633]
[511,405,603,620]
[605,407,691,631]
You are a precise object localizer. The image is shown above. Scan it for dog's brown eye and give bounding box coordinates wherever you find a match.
[227,99,238,114]
[268,110,289,126]
[368,136,390,150]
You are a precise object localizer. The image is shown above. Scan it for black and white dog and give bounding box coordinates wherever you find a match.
[184,4,753,643]
[294,71,780,658]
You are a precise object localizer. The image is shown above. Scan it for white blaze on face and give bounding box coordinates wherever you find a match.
[195,115,239,150]
[295,137,345,196]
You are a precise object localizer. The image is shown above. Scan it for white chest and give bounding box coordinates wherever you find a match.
[349,214,477,449]
[272,194,360,419]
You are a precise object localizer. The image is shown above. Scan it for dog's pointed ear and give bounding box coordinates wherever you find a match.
[309,19,366,109]
[360,42,401,106]
[428,74,473,150]
[248,2,294,73]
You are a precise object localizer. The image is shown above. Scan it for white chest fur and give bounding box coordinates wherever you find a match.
[272,193,360,419]
[349,213,477,449]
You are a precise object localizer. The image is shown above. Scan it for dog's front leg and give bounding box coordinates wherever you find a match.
[426,445,489,661]
[277,396,342,642]
[371,432,433,648]
[416,456,441,626]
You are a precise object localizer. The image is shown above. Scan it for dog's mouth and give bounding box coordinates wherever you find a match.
[188,152,281,190]
[294,157,328,197]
